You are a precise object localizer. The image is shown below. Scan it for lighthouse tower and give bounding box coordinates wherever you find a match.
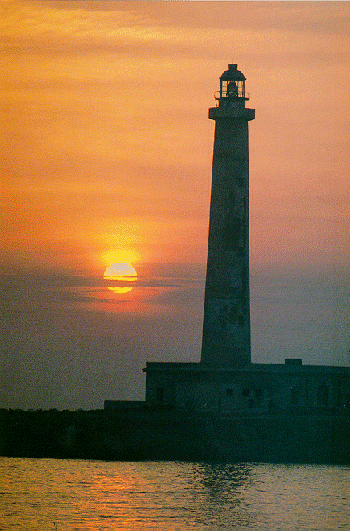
[142,64,350,419]
[201,64,255,368]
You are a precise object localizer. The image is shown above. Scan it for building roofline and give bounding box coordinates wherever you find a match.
[143,361,350,374]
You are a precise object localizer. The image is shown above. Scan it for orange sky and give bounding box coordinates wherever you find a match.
[1,1,349,409]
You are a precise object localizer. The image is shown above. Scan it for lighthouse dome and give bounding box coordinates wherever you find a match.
[220,64,246,81]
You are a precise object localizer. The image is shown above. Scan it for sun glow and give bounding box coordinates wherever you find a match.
[101,249,139,266]
[103,262,137,294]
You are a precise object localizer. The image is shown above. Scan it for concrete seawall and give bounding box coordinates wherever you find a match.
[1,408,350,464]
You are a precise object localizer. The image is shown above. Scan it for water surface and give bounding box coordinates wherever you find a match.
[0,457,349,530]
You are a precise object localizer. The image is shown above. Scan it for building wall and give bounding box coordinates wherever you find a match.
[144,364,350,415]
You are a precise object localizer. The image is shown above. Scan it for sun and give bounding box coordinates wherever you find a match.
[103,263,137,294]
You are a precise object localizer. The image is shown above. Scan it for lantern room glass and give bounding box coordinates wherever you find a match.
[221,79,246,99]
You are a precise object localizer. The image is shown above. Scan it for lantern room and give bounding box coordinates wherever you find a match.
[216,64,248,100]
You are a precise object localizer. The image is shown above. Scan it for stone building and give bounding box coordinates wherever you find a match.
[143,64,350,415]
[143,360,350,414]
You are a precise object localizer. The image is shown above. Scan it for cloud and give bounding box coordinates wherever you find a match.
[0,263,205,318]
[0,262,205,409]
[1,262,348,409]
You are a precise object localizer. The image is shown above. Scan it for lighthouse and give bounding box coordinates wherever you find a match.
[201,64,255,368]
[141,64,350,417]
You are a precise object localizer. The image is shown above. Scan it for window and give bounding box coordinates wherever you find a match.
[238,315,245,327]
[317,384,328,406]
[255,388,263,399]
[290,386,299,405]
[156,387,164,403]
[226,388,233,398]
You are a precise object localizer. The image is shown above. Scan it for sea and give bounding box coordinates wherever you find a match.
[0,457,349,531]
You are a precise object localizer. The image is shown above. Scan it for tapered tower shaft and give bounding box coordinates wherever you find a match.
[201,64,255,368]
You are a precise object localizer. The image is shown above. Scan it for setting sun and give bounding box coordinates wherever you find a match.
[101,249,139,267]
[103,262,137,294]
